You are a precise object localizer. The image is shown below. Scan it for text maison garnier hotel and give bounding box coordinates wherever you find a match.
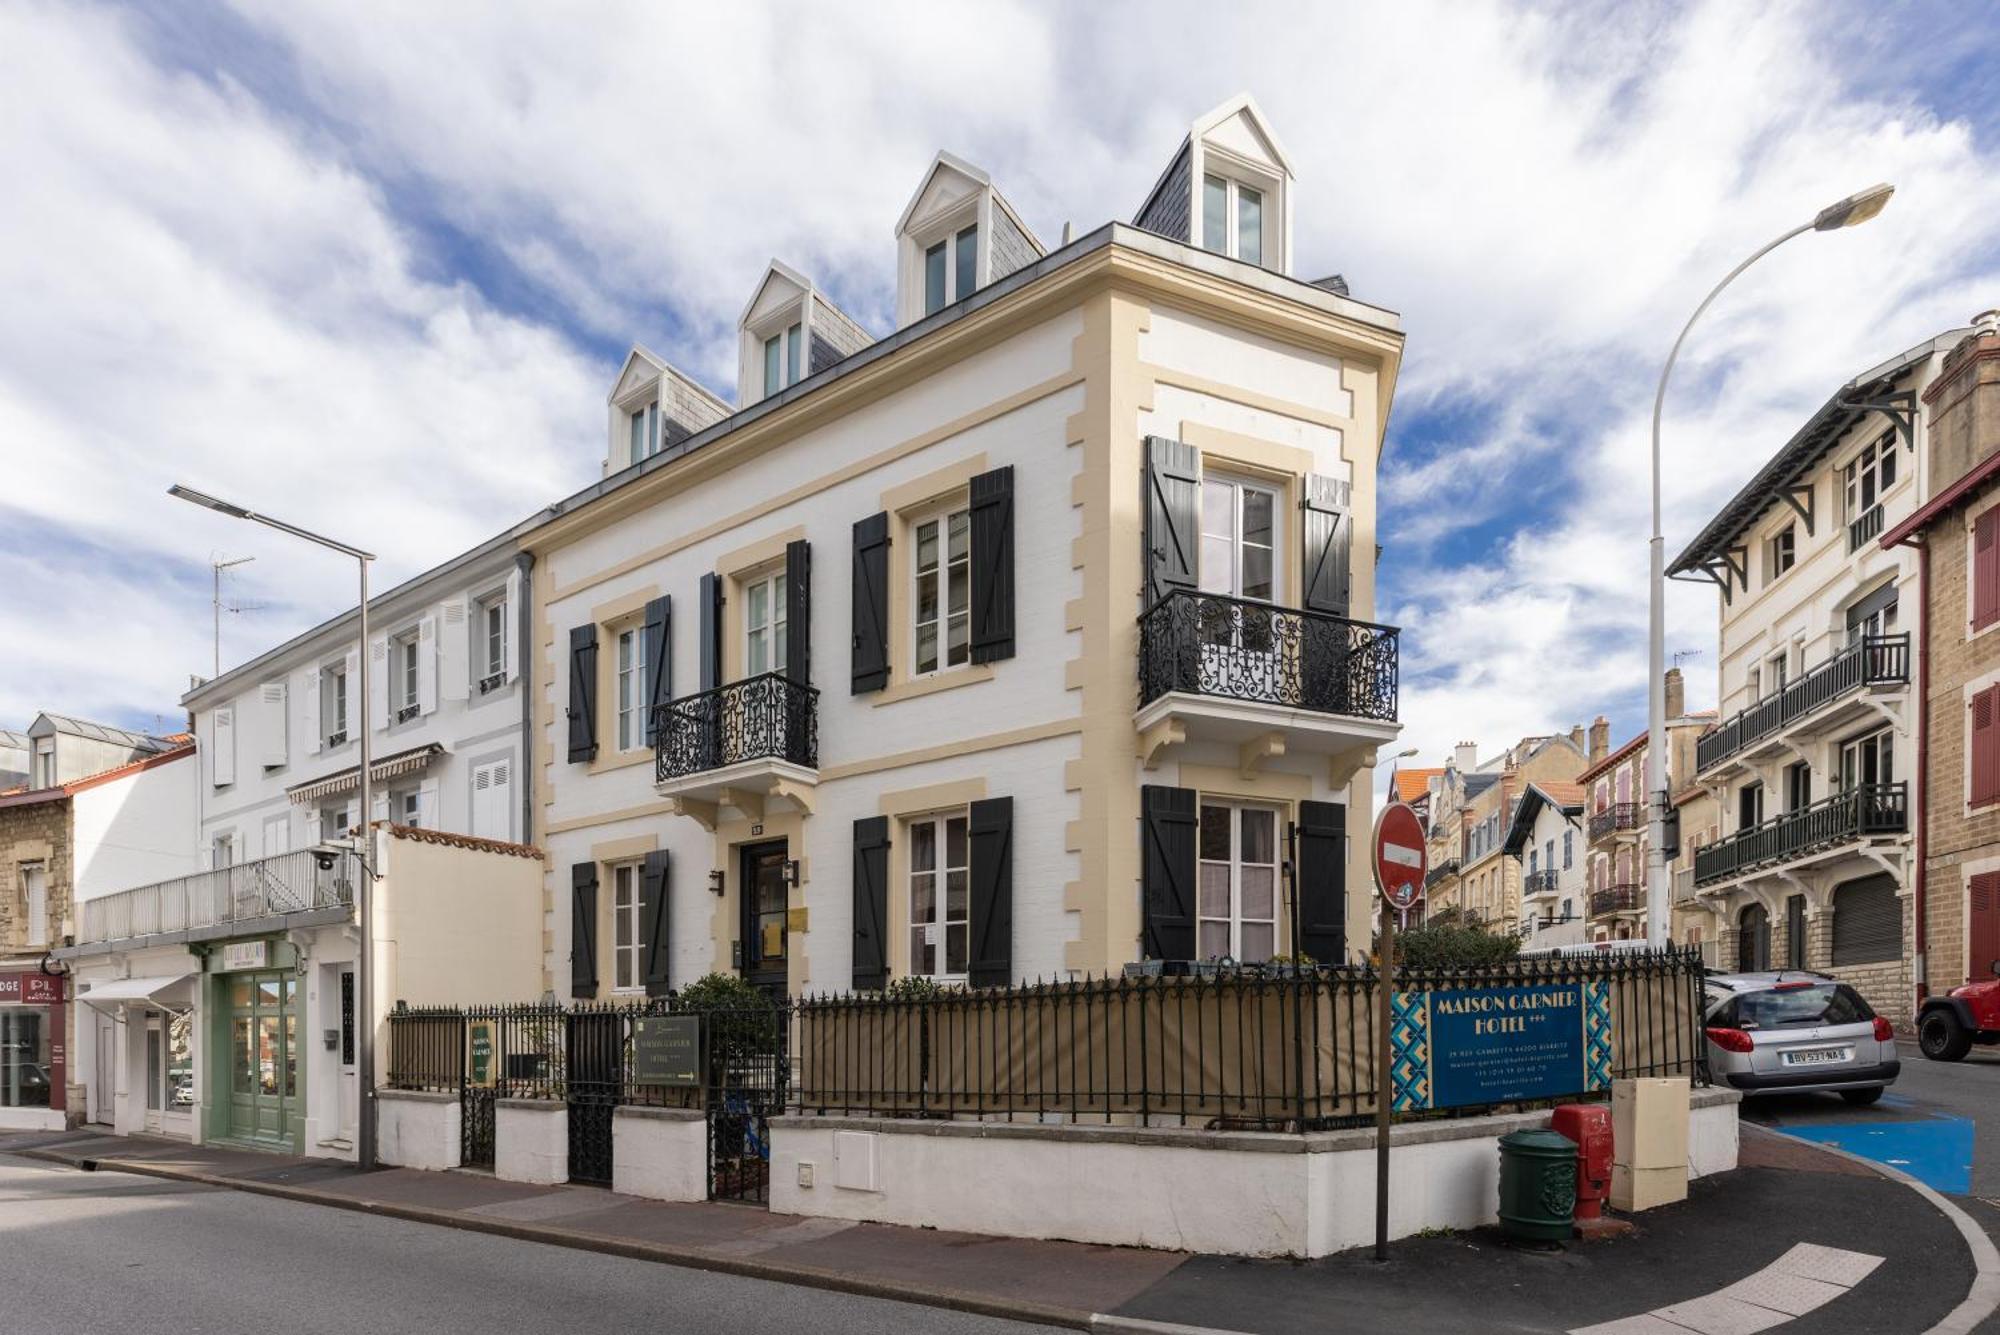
[530,95,1406,1001]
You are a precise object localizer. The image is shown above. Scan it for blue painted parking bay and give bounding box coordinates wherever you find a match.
[1775,1095,1976,1196]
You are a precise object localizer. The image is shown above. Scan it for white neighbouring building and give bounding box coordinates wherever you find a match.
[1503,781,1588,949]
[1671,325,1971,1021]
[530,95,1404,1002]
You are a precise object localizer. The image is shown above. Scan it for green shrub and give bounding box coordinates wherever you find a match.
[1391,919,1521,969]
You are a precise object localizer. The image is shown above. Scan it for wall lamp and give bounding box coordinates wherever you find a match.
[708,869,725,896]
[785,859,802,888]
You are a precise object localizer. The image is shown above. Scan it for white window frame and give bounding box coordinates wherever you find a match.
[320,804,351,842]
[31,738,54,789]
[1766,523,1795,582]
[628,399,661,464]
[911,502,971,677]
[1839,727,1895,792]
[1766,651,1789,697]
[324,663,349,744]
[922,223,980,315]
[906,810,969,980]
[393,630,421,718]
[395,788,423,829]
[743,570,789,679]
[21,862,47,949]
[611,863,643,993]
[762,322,804,397]
[1198,472,1283,604]
[615,626,648,753]
[1843,432,1897,521]
[211,832,234,869]
[1198,159,1276,267]
[477,592,507,683]
[1197,800,1281,963]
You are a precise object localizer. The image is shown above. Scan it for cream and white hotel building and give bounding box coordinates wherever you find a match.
[528,97,1406,1000]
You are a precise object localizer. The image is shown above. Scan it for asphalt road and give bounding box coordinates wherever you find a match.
[0,1154,1063,1335]
[1741,1039,2000,1197]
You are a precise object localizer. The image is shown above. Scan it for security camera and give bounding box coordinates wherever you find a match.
[309,842,344,872]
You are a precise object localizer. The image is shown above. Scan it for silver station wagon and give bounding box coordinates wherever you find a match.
[1703,972,1901,1105]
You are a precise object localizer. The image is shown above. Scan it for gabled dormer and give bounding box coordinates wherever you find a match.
[893,152,1046,328]
[736,261,874,406]
[606,345,731,475]
[1133,93,1295,275]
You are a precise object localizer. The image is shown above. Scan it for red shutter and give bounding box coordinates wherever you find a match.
[1969,872,2000,985]
[1976,508,2000,632]
[1974,686,2000,809]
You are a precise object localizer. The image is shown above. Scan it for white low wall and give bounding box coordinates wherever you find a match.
[611,1106,707,1202]
[495,1099,567,1185]
[376,1090,461,1172]
[770,1089,1741,1259]
[0,1107,67,1133]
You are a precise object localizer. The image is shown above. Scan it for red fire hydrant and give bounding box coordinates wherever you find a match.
[1551,1104,1613,1220]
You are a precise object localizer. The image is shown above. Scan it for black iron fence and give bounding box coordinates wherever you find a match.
[794,951,1706,1130]
[654,672,818,783]
[1696,634,1909,773]
[1137,589,1399,722]
[1693,781,1908,887]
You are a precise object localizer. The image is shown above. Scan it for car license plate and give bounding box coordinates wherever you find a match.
[1782,1046,1852,1067]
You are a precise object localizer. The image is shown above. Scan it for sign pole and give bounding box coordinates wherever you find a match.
[1375,893,1395,1263]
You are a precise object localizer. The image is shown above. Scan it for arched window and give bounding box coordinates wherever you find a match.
[1739,904,1770,972]
[1831,874,1900,966]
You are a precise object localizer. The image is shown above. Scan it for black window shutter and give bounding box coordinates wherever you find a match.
[853,816,891,990]
[566,625,599,764]
[699,571,723,692]
[1295,800,1347,965]
[640,849,672,997]
[851,512,891,694]
[1143,437,1200,607]
[785,539,811,684]
[643,595,671,746]
[969,466,1015,664]
[570,861,600,999]
[1301,474,1353,617]
[967,796,1013,987]
[1831,873,1900,965]
[1140,785,1197,961]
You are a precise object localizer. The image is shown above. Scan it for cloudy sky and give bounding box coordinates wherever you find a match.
[3,0,1997,774]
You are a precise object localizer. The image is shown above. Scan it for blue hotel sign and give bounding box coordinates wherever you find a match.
[1389,981,1612,1112]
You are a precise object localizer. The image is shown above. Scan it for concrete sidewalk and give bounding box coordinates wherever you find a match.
[2,1123,1991,1334]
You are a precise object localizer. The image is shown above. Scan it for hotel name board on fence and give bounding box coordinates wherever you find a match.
[1390,981,1612,1112]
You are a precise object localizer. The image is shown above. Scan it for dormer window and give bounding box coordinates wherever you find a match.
[763,323,803,397]
[1201,174,1264,266]
[628,400,660,463]
[924,225,978,315]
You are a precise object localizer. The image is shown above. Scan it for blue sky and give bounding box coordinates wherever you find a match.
[3,0,1998,778]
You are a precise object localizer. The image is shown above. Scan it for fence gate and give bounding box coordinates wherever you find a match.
[462,1084,497,1169]
[705,1008,790,1203]
[566,1009,623,1186]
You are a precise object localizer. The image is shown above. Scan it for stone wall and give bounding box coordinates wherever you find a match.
[0,795,72,953]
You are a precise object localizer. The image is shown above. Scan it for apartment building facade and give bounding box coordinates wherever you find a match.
[1418,732,1587,933]
[0,718,195,1130]
[532,97,1404,1000]
[1503,781,1587,948]
[1672,326,1970,1019]
[1881,311,2000,1002]
[1578,673,1711,944]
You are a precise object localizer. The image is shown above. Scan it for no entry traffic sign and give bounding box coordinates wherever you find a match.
[1372,801,1427,911]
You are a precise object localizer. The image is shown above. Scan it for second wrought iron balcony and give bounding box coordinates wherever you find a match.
[1588,802,1645,841]
[1523,868,1561,897]
[1693,782,1907,888]
[653,672,819,826]
[1135,588,1400,770]
[1696,634,1909,776]
[1590,883,1643,918]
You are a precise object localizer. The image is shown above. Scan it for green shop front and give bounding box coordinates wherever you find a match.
[201,937,305,1152]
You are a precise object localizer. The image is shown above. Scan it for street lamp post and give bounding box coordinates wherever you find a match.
[1644,184,1895,947]
[171,484,379,1170]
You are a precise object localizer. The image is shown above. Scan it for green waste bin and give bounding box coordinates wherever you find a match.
[1497,1129,1577,1245]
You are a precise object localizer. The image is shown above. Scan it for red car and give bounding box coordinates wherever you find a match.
[1917,972,2000,1061]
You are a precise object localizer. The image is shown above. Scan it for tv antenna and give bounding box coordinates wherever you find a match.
[212,554,267,676]
[1671,649,1704,671]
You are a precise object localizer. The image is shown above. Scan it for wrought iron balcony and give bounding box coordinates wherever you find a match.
[1588,803,1644,841]
[1693,782,1907,887]
[1424,857,1461,889]
[79,848,361,946]
[1696,635,1909,774]
[1590,884,1643,917]
[1523,869,1560,897]
[655,672,818,783]
[1847,503,1885,553]
[1136,589,1398,721]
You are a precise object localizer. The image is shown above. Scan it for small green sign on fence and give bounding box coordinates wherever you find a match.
[468,1019,496,1088]
[632,1015,703,1087]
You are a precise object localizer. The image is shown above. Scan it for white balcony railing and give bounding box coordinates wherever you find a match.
[79,848,360,945]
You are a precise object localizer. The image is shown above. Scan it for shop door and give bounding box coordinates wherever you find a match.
[225,972,296,1145]
[740,841,789,997]
[93,1013,115,1125]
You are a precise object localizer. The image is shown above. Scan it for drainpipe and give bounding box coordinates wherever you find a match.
[514,551,536,845]
[1912,539,1930,1014]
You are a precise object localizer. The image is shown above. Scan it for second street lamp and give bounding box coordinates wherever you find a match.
[1643,183,1894,947]
[170,484,380,1170]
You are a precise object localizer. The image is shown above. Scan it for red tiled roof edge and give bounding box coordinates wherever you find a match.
[382,822,545,861]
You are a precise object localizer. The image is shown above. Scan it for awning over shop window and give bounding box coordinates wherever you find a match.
[79,974,196,1012]
[285,742,444,807]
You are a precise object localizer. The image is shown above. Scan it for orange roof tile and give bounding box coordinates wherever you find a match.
[1393,768,1442,803]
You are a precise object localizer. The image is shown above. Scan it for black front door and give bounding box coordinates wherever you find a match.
[740,841,789,995]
